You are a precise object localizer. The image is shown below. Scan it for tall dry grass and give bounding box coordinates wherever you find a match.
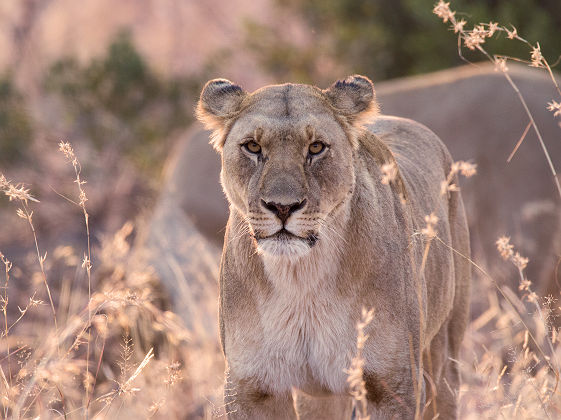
[427,2,561,419]
[0,145,202,419]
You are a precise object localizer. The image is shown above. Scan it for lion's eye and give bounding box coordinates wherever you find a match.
[308,141,325,155]
[243,140,262,154]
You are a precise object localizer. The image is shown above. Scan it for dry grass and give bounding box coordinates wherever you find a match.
[345,307,375,420]
[0,148,202,419]
[431,2,561,418]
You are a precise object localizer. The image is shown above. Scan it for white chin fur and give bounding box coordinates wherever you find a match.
[257,237,312,258]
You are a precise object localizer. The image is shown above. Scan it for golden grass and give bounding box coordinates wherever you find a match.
[345,307,375,420]
[431,2,561,418]
[1,151,200,419]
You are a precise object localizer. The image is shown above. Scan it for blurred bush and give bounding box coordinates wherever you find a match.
[44,32,202,173]
[0,75,33,166]
[246,0,561,82]
[4,2,559,171]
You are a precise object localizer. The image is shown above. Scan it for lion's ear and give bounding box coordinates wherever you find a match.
[323,75,379,126]
[196,79,247,150]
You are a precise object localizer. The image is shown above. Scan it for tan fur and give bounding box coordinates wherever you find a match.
[197,76,471,419]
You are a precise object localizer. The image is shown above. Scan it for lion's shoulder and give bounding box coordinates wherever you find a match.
[368,116,451,161]
[369,116,452,182]
[356,116,452,207]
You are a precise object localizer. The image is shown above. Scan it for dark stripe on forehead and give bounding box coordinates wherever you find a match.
[283,84,291,117]
[238,83,331,120]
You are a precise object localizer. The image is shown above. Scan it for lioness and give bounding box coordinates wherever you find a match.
[196,75,470,419]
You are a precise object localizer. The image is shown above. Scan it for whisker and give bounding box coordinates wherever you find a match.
[317,219,348,245]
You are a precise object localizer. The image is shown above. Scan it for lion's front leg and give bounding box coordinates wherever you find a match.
[363,367,425,420]
[293,391,352,420]
[224,373,297,420]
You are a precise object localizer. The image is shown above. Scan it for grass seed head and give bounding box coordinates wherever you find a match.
[380,162,398,185]
[496,236,514,260]
[422,213,439,239]
[547,100,561,118]
[495,57,509,72]
[453,18,466,33]
[433,1,455,23]
[506,26,518,40]
[530,43,544,67]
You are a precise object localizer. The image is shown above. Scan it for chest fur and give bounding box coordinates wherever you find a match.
[228,253,356,394]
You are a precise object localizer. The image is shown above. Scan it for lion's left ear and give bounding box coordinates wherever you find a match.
[323,75,379,126]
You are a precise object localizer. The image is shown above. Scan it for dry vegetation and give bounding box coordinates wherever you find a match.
[0,147,208,419]
[432,2,561,419]
[1,2,561,419]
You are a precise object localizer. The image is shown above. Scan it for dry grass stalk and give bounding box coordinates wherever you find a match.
[0,251,12,418]
[59,140,95,413]
[1,142,196,418]
[433,0,561,199]
[414,159,476,418]
[547,100,561,118]
[0,174,59,351]
[496,236,560,379]
[431,7,561,413]
[345,307,375,420]
[432,231,561,417]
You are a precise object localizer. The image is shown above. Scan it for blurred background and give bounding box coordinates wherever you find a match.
[1,1,561,418]
[1,0,560,249]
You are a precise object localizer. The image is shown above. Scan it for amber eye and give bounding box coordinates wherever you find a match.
[244,140,262,154]
[308,141,325,155]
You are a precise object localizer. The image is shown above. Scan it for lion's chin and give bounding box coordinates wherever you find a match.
[256,235,313,259]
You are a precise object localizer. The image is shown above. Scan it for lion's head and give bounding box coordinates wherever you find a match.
[196,76,379,258]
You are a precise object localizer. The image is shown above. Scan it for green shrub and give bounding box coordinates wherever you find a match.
[0,75,33,166]
[44,31,201,173]
[247,0,561,82]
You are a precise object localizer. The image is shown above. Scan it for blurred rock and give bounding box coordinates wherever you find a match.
[134,126,221,342]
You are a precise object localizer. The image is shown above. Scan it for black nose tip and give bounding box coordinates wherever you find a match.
[262,199,306,223]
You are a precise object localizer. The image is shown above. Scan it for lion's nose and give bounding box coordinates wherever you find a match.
[261,199,307,224]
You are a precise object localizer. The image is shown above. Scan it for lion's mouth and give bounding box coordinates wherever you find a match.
[258,228,318,248]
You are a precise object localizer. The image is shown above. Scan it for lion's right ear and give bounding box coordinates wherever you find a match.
[323,75,379,127]
[196,79,247,150]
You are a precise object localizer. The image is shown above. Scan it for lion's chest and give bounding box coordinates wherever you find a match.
[231,256,356,394]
